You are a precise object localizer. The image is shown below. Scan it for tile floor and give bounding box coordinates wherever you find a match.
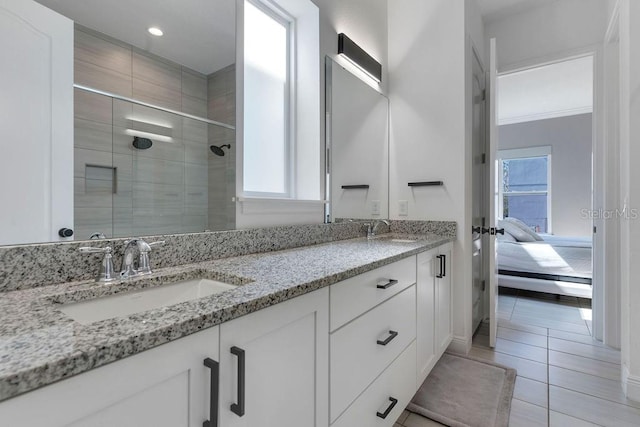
[394,289,640,427]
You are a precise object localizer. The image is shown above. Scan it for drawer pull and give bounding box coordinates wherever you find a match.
[203,358,219,427]
[436,255,444,278]
[230,346,245,417]
[377,279,398,289]
[377,330,398,346]
[376,397,399,419]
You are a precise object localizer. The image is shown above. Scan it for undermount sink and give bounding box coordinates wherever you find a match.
[372,235,418,243]
[59,278,237,325]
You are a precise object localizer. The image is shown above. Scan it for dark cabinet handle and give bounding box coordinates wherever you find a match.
[341,184,370,189]
[407,181,443,187]
[203,358,219,427]
[230,346,245,417]
[442,254,447,278]
[377,330,398,346]
[436,255,444,278]
[377,279,398,289]
[376,397,398,419]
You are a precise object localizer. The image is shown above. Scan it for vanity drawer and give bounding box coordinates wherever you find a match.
[330,285,416,422]
[331,340,417,427]
[330,255,416,331]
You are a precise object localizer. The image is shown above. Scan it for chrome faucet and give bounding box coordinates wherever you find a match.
[79,246,117,282]
[367,220,390,239]
[120,238,165,279]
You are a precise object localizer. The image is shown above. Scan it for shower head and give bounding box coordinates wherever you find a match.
[132,136,153,150]
[210,144,231,156]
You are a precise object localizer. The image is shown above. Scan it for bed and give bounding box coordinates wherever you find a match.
[497,218,592,299]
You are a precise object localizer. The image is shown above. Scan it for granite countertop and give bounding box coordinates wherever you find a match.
[0,233,453,402]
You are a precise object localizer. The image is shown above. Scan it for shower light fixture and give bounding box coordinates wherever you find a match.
[148,27,164,37]
[337,33,382,83]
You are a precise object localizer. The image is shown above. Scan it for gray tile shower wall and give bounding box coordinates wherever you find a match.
[207,64,236,231]
[73,25,217,239]
[0,221,455,292]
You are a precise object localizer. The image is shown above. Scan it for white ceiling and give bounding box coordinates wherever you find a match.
[498,55,593,125]
[36,0,236,75]
[477,0,559,22]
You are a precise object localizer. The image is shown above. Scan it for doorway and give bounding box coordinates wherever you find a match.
[483,53,600,343]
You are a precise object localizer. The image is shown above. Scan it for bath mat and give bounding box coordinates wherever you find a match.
[407,353,516,427]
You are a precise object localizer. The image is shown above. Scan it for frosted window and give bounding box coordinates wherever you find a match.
[243,0,289,195]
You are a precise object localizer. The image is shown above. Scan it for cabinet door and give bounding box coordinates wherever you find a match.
[0,327,219,427]
[435,244,453,357]
[416,249,437,385]
[219,288,329,427]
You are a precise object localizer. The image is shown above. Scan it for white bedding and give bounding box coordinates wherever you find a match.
[497,241,592,279]
[538,234,592,248]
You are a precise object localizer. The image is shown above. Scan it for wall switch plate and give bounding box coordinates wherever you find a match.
[371,200,380,215]
[399,200,408,216]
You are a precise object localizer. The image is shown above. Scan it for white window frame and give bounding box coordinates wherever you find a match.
[242,0,296,199]
[498,146,553,233]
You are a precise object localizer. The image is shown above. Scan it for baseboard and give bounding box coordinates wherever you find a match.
[447,335,472,355]
[622,364,640,402]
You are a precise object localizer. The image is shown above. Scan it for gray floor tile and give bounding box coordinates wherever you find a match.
[549,350,620,381]
[549,366,640,409]
[549,410,603,426]
[509,398,548,426]
[549,386,640,426]
[514,376,548,408]
[548,337,620,364]
[498,326,548,348]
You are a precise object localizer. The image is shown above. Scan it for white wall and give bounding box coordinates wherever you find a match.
[237,0,388,228]
[389,0,483,353]
[485,0,609,70]
[499,114,593,237]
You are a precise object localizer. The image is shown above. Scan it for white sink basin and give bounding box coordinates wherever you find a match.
[59,278,237,325]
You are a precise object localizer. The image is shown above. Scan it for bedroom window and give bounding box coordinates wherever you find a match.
[498,148,552,233]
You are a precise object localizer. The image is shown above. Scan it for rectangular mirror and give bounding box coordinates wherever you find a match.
[325,57,389,222]
[0,0,236,245]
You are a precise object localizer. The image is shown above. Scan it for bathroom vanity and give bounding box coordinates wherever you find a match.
[0,227,454,427]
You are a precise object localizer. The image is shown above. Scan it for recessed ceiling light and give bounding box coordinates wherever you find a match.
[148,27,163,37]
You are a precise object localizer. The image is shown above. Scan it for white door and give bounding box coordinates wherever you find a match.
[219,288,328,427]
[0,0,74,245]
[488,38,500,347]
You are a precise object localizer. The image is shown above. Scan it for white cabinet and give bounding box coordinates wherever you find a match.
[0,326,220,427]
[416,243,454,386]
[219,288,329,427]
[330,256,416,331]
[416,248,437,385]
[435,243,453,357]
[331,341,417,427]
[330,285,416,422]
